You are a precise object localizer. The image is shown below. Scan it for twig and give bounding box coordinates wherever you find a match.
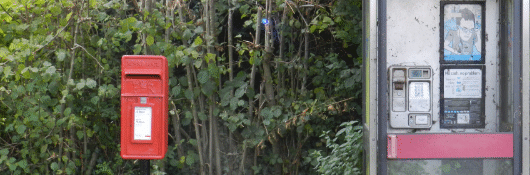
[0,4,13,19]
[285,1,296,14]
[327,97,355,106]
[292,2,309,27]
[71,44,104,70]
[34,25,68,54]
[131,0,141,13]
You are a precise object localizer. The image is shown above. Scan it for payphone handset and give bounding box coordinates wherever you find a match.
[389,66,433,128]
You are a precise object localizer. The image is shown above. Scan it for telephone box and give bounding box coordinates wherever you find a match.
[362,0,530,174]
[121,55,168,159]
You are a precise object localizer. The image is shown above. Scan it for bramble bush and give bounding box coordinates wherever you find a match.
[0,0,363,174]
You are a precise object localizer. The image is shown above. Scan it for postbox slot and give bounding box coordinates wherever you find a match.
[126,74,161,79]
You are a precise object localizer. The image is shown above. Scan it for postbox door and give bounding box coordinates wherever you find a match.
[121,97,164,156]
[120,55,168,160]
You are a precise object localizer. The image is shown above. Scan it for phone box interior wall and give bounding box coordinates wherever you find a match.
[386,0,501,134]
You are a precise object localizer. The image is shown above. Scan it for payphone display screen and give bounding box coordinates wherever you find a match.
[440,66,485,128]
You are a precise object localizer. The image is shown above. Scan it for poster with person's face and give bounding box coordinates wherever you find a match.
[441,2,484,64]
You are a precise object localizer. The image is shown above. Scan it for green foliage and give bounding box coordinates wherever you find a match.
[388,160,428,175]
[0,0,364,174]
[310,121,363,175]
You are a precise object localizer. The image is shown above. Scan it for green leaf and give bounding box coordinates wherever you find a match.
[146,35,154,46]
[51,162,58,171]
[310,25,317,33]
[235,85,247,98]
[205,53,216,63]
[201,81,215,96]
[263,119,270,126]
[184,89,194,100]
[40,145,48,154]
[185,153,195,166]
[193,59,202,68]
[90,96,99,105]
[77,130,84,139]
[194,26,204,34]
[243,20,253,27]
[455,162,461,168]
[16,24,29,31]
[171,86,181,97]
[57,117,68,126]
[66,167,73,174]
[76,79,86,89]
[273,107,281,117]
[197,70,209,84]
[45,66,56,74]
[17,160,27,169]
[86,78,97,88]
[64,107,72,117]
[295,20,301,28]
[0,149,8,156]
[56,50,66,61]
[344,76,356,88]
[7,158,16,171]
[66,12,73,22]
[50,6,61,15]
[206,64,217,79]
[182,29,193,41]
[182,118,191,126]
[323,16,333,23]
[198,112,207,121]
[3,66,11,78]
[133,44,142,54]
[220,90,231,106]
[193,36,203,46]
[16,125,26,135]
[230,97,238,110]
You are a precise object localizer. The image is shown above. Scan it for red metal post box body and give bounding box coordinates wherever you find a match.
[121,55,168,159]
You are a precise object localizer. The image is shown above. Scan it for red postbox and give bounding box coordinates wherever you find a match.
[120,55,168,159]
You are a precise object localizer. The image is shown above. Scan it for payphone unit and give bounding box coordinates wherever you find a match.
[362,0,530,174]
[389,66,433,128]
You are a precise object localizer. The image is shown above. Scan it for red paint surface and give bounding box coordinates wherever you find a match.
[121,55,168,160]
[387,133,513,159]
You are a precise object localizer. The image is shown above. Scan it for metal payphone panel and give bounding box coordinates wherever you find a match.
[389,66,432,128]
[363,0,527,174]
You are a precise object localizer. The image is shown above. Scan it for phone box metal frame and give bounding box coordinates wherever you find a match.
[120,55,168,159]
[362,0,530,174]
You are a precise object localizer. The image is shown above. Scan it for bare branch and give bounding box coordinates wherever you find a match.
[0,4,13,20]
[34,25,68,54]
[71,44,104,70]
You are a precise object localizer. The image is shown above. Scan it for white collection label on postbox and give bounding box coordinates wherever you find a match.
[134,107,152,140]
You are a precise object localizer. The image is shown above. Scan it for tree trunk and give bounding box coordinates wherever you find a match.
[209,98,214,175]
[301,29,309,94]
[213,113,222,175]
[263,1,281,174]
[179,1,204,173]
[249,6,262,170]
[262,0,275,106]
[171,101,184,157]
[143,0,153,54]
[187,65,205,175]
[249,7,262,120]
[278,6,288,90]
